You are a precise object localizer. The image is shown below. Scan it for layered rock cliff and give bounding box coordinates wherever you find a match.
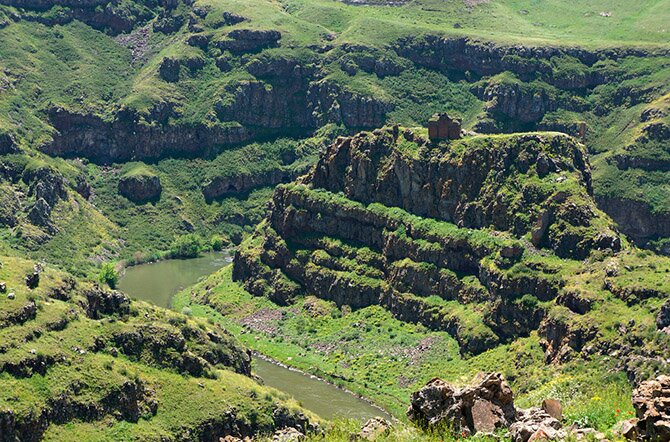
[232,127,665,361]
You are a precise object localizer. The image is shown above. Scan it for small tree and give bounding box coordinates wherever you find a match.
[171,234,203,258]
[210,235,225,251]
[98,262,118,289]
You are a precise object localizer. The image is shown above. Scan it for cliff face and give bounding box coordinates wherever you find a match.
[43,107,254,163]
[232,127,635,358]
[43,76,389,164]
[309,129,618,259]
[392,35,667,86]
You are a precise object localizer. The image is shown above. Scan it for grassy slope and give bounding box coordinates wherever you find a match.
[174,265,642,434]
[0,255,317,440]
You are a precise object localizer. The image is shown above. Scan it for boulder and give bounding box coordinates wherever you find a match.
[632,375,670,441]
[25,271,40,289]
[407,372,515,436]
[221,11,246,25]
[272,427,304,442]
[356,417,392,440]
[541,399,562,421]
[118,172,162,204]
[85,285,130,319]
[509,407,561,442]
[619,418,638,440]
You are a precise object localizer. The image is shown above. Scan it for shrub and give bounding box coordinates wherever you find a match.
[171,234,203,258]
[210,235,225,251]
[98,262,119,289]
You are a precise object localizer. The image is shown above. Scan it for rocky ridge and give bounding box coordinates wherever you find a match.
[233,126,670,365]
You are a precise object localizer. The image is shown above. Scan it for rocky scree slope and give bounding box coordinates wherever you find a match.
[0,256,316,441]
[233,127,669,379]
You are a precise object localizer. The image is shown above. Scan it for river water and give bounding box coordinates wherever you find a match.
[118,253,388,421]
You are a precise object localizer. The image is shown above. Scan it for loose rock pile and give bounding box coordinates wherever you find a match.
[407,372,615,441]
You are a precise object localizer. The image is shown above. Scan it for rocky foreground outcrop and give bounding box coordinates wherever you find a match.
[407,373,515,435]
[630,375,670,441]
[407,372,670,441]
[406,373,670,441]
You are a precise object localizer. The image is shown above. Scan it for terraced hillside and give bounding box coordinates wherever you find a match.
[0,0,669,274]
[0,256,316,441]
[207,127,670,416]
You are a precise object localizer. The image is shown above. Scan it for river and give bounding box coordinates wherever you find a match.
[118,253,389,421]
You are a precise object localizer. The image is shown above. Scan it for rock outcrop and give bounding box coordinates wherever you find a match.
[407,373,515,435]
[631,375,670,441]
[84,285,130,319]
[233,126,623,355]
[408,373,607,441]
[0,132,17,154]
[118,171,162,203]
[215,29,281,54]
[202,168,301,201]
[308,129,618,259]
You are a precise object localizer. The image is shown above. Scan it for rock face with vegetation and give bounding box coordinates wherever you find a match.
[118,166,162,203]
[234,126,668,377]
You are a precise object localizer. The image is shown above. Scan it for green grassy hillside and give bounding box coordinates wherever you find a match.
[0,255,317,440]
[1,0,669,267]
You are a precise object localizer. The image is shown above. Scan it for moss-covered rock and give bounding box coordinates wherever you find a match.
[118,166,162,203]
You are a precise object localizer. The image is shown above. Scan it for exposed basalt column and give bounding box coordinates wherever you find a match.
[43,107,253,163]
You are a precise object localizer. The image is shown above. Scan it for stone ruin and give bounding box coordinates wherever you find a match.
[428,112,462,142]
